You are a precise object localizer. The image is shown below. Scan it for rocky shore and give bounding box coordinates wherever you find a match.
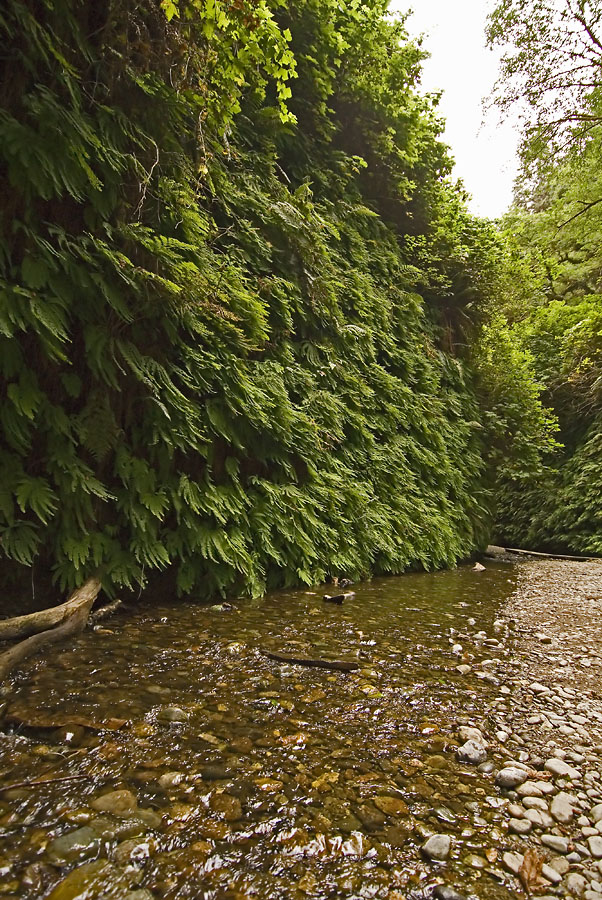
[440,559,602,899]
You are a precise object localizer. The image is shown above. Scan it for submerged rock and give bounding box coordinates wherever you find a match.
[156,706,188,724]
[91,790,138,816]
[46,860,134,900]
[46,827,101,865]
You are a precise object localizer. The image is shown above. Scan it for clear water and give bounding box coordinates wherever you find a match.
[0,563,520,899]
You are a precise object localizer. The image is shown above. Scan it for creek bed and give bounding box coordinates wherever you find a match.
[0,563,520,899]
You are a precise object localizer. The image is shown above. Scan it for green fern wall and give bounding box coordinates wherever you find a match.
[0,0,500,600]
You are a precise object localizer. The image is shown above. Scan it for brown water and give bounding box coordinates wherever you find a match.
[0,564,520,899]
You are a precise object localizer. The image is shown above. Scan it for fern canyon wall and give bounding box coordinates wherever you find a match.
[0,0,560,606]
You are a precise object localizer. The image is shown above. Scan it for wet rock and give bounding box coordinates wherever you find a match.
[112,838,154,867]
[356,804,386,830]
[421,834,451,861]
[495,766,528,789]
[384,825,409,847]
[91,790,138,816]
[209,793,242,822]
[46,860,132,899]
[200,764,230,781]
[158,772,185,790]
[457,740,487,765]
[374,796,409,817]
[156,706,188,724]
[456,665,472,676]
[434,887,467,900]
[46,827,101,865]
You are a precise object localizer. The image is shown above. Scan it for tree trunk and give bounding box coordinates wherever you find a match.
[0,577,101,681]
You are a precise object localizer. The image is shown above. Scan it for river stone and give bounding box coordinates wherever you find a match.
[46,860,132,900]
[542,864,562,884]
[567,873,587,896]
[456,665,472,675]
[374,796,409,817]
[545,758,581,780]
[458,726,486,745]
[589,837,602,858]
[112,838,153,867]
[209,793,242,822]
[552,792,575,824]
[46,827,101,865]
[422,834,451,861]
[156,706,188,723]
[434,886,467,900]
[457,740,487,765]
[502,851,524,875]
[548,856,570,875]
[591,805,602,823]
[509,817,532,835]
[91,790,138,816]
[516,780,544,797]
[541,834,570,854]
[158,772,185,790]
[496,766,528,788]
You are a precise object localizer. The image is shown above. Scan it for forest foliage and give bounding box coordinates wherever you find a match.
[487,0,602,555]
[0,0,563,602]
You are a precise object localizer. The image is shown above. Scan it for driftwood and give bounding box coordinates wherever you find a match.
[504,547,599,562]
[0,577,101,681]
[4,709,127,731]
[323,591,355,605]
[88,598,122,624]
[0,773,89,793]
[263,651,359,672]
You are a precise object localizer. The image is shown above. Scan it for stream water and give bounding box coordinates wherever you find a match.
[0,563,522,900]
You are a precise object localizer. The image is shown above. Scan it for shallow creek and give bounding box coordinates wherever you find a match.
[0,564,521,899]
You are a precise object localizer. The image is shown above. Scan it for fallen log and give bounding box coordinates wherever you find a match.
[503,547,599,562]
[88,598,122,624]
[263,651,359,672]
[0,577,101,681]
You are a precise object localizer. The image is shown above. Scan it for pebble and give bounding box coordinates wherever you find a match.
[541,834,570,854]
[552,791,575,823]
[434,887,467,900]
[591,805,602,823]
[567,873,587,896]
[542,863,562,884]
[545,758,582,780]
[509,817,532,834]
[496,766,529,789]
[457,740,487,765]
[502,850,524,874]
[589,837,602,858]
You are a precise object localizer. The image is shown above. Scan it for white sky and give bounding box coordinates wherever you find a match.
[391,0,519,218]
